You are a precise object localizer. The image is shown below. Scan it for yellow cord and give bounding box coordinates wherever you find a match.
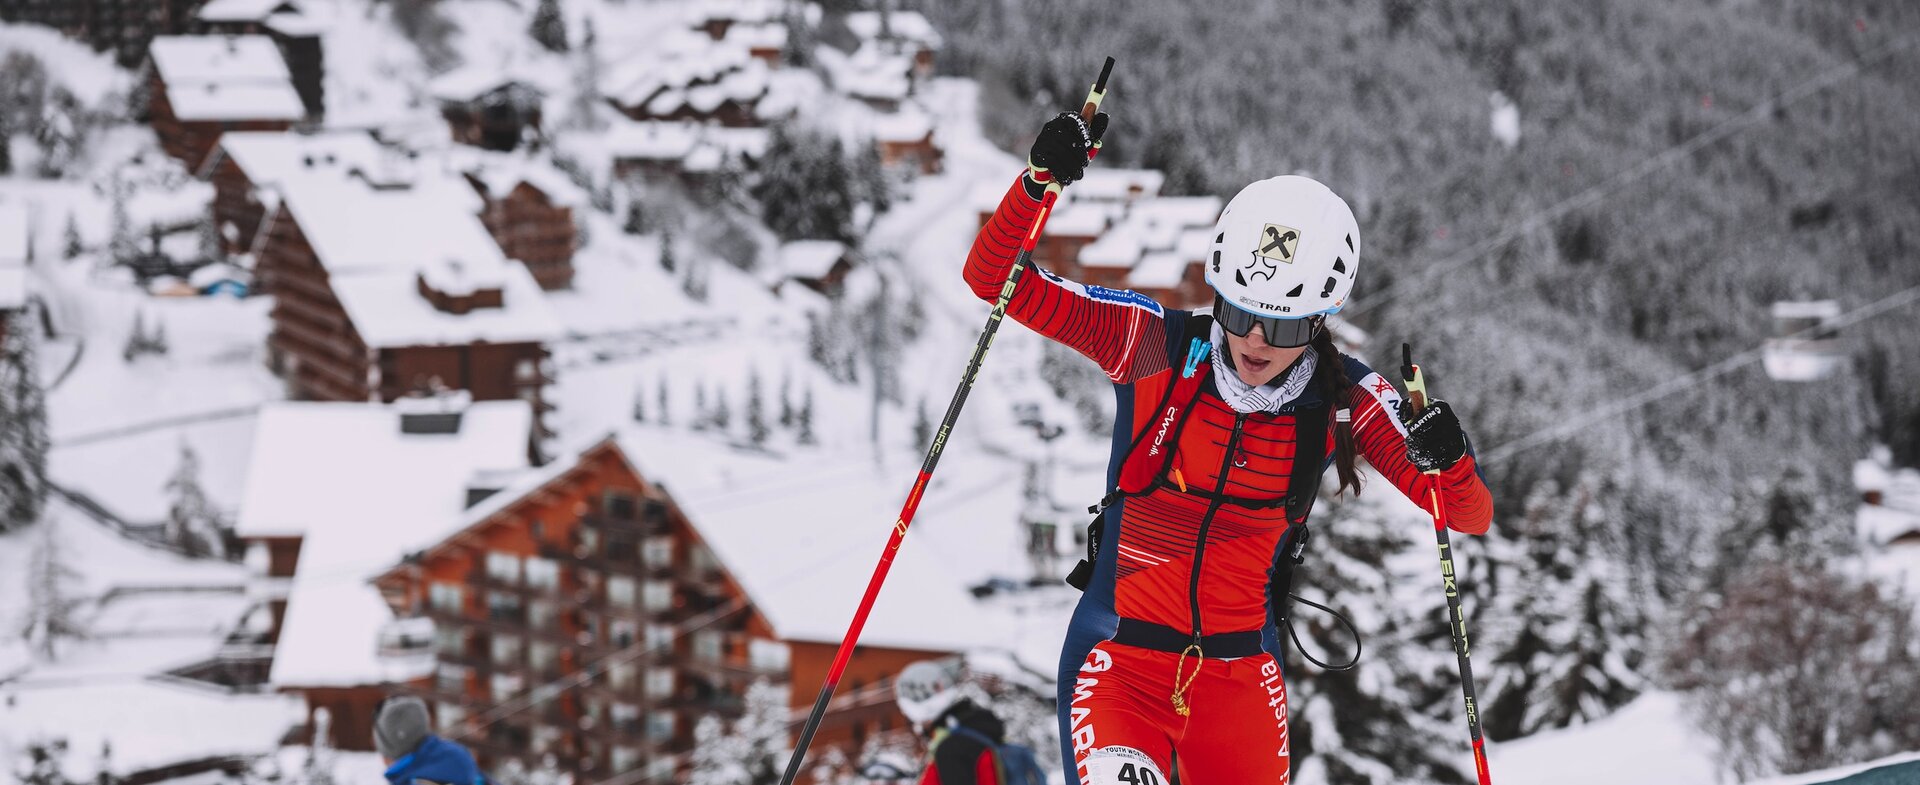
[1170,642,1204,717]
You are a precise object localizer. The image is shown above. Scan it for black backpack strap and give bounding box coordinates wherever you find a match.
[1286,401,1330,526]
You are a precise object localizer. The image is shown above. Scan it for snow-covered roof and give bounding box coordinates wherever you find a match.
[429,66,546,104]
[0,20,132,106]
[1077,223,1142,269]
[263,10,328,36]
[208,129,388,185]
[273,175,493,277]
[150,35,289,82]
[149,36,304,122]
[1771,300,1841,320]
[1128,251,1193,289]
[816,44,912,102]
[240,399,535,687]
[1043,202,1113,238]
[1133,195,1224,233]
[873,109,932,143]
[1074,169,1167,202]
[844,11,944,49]
[332,262,560,348]
[605,35,754,107]
[725,22,788,50]
[454,148,590,209]
[611,430,990,651]
[780,240,850,280]
[196,0,300,23]
[605,120,701,161]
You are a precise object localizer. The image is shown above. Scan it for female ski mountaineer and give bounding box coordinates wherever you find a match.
[962,112,1495,784]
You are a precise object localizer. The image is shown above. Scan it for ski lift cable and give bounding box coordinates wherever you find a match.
[1346,31,1915,319]
[1477,282,1920,465]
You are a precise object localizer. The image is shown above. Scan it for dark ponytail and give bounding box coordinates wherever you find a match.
[1311,324,1365,498]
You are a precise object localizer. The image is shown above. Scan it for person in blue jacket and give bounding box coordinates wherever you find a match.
[374,696,489,785]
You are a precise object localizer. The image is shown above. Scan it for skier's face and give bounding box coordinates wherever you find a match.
[1224,324,1309,387]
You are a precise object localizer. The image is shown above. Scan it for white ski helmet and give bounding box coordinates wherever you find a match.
[1204,175,1362,319]
[893,659,962,725]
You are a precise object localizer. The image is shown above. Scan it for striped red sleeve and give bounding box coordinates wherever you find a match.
[1342,369,1494,535]
[963,173,1170,384]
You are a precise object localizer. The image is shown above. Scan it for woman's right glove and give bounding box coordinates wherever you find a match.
[1025,111,1110,197]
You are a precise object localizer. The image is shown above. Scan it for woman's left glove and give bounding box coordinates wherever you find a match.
[1401,399,1468,472]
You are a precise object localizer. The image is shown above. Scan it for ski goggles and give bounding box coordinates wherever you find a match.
[1213,295,1323,348]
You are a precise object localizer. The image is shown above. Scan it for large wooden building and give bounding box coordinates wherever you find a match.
[147,35,306,170]
[462,162,580,291]
[605,34,771,128]
[368,435,980,781]
[193,0,327,119]
[254,172,560,441]
[235,398,538,751]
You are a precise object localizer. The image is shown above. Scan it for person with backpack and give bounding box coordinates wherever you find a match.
[962,112,1495,784]
[894,660,1045,785]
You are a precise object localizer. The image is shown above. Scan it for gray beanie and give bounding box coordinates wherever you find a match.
[374,696,431,760]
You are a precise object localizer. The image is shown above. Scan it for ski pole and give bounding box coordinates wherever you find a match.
[1400,343,1493,785]
[774,56,1116,785]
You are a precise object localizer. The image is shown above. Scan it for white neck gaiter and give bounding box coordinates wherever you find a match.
[1209,321,1317,414]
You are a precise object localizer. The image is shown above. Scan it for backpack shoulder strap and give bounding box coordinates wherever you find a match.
[1286,400,1330,526]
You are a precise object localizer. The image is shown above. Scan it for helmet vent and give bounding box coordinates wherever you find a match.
[1320,276,1337,297]
[1285,284,1304,298]
[1212,250,1222,272]
[1332,257,1346,275]
[1345,233,1354,251]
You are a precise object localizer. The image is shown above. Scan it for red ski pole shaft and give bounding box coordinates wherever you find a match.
[775,57,1115,785]
[1401,343,1493,785]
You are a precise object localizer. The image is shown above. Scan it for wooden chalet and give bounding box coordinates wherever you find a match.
[147,35,306,171]
[777,240,855,296]
[253,173,560,440]
[844,11,942,78]
[369,435,969,781]
[235,398,537,751]
[463,165,580,291]
[201,129,387,255]
[193,0,327,119]
[873,110,941,176]
[433,70,547,152]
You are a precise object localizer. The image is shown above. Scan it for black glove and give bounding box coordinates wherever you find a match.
[1026,111,1109,191]
[1401,399,1468,473]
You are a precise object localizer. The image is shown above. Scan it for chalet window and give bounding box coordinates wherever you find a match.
[610,746,640,774]
[607,576,637,608]
[606,536,638,564]
[644,668,674,701]
[490,672,524,702]
[608,662,637,691]
[529,642,558,675]
[645,711,676,742]
[645,624,673,653]
[606,492,638,520]
[525,557,560,590]
[528,600,556,631]
[531,726,561,756]
[642,580,672,612]
[437,702,466,735]
[611,620,637,649]
[516,359,538,382]
[436,664,469,694]
[529,520,545,542]
[749,639,790,673]
[490,634,523,666]
[691,544,720,576]
[611,702,640,733]
[692,630,723,664]
[486,552,522,583]
[578,527,601,555]
[434,626,466,657]
[430,582,464,614]
[488,591,523,623]
[641,537,673,570]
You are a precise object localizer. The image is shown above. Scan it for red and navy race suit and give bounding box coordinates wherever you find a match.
[965,175,1493,783]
